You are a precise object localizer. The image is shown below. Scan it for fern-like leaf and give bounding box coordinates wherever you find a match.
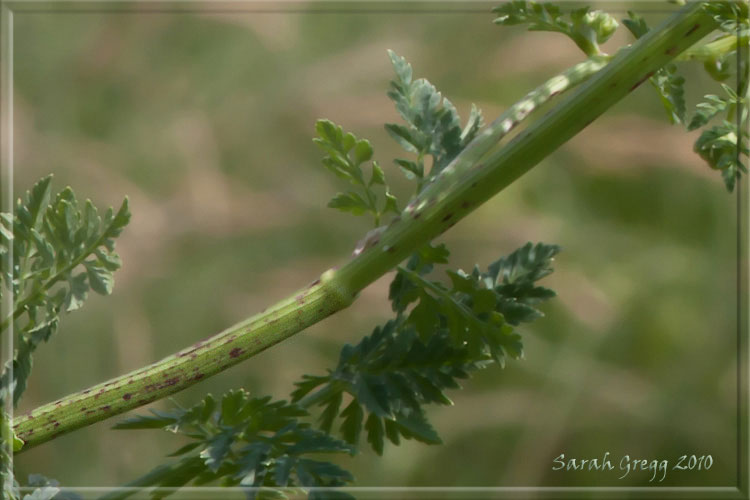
[111,390,355,500]
[694,121,749,192]
[294,242,559,455]
[314,119,399,227]
[386,51,484,186]
[0,176,130,406]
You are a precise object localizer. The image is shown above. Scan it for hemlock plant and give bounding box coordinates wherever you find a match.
[1,1,747,498]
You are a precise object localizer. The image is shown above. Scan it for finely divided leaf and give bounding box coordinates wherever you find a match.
[113,390,354,499]
[1,178,130,407]
[622,10,649,39]
[328,192,370,216]
[694,121,749,192]
[296,243,558,455]
[649,64,686,125]
[386,51,484,184]
[315,119,399,226]
[689,94,729,131]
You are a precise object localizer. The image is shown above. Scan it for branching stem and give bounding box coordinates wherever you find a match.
[13,2,717,453]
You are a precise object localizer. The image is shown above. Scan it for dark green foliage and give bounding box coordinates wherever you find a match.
[492,1,618,56]
[292,321,449,454]
[623,8,748,192]
[484,241,561,326]
[694,121,749,192]
[693,3,743,86]
[314,119,398,226]
[0,176,130,407]
[293,242,559,456]
[689,88,732,130]
[385,51,483,188]
[687,6,748,193]
[649,64,686,125]
[388,242,450,314]
[703,56,733,82]
[703,0,749,34]
[621,10,648,39]
[111,390,355,499]
[395,242,559,364]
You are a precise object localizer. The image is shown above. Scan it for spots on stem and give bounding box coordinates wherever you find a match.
[629,71,654,92]
[685,24,700,37]
[229,347,244,358]
[136,395,158,406]
[143,376,181,393]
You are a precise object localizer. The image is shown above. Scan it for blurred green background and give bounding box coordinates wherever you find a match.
[11,0,737,492]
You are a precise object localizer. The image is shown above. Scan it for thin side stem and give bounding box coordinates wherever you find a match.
[678,32,748,61]
[13,2,717,453]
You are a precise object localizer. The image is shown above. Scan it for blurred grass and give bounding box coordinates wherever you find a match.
[11,1,737,490]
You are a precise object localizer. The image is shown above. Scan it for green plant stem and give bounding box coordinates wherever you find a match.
[13,2,717,453]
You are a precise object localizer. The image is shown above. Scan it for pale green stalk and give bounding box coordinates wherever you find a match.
[13,2,717,452]
[678,32,747,61]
